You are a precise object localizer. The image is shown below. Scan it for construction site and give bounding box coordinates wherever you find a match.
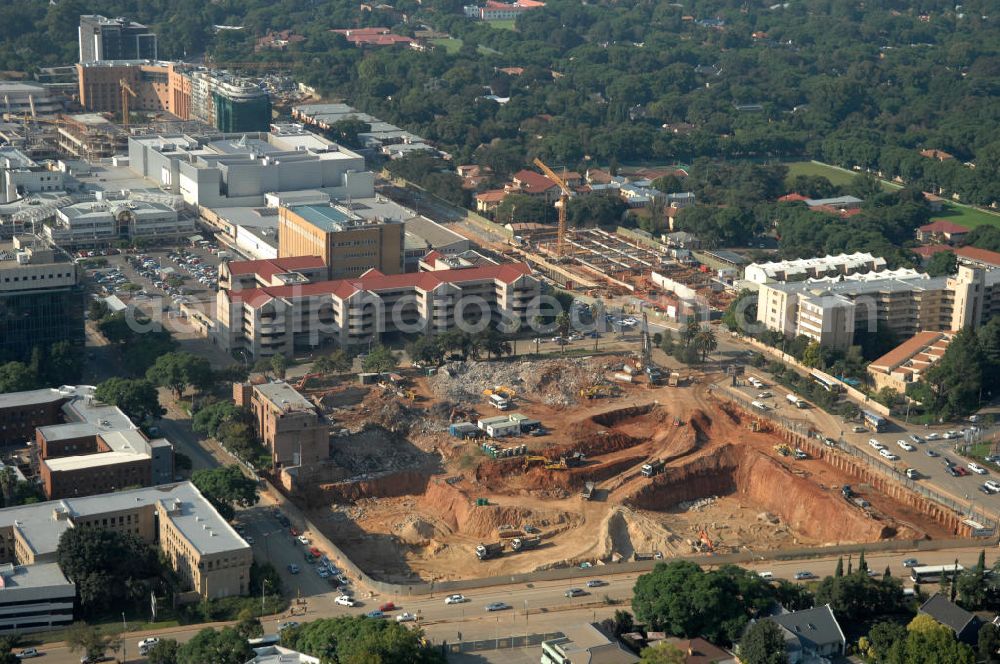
[282,339,964,585]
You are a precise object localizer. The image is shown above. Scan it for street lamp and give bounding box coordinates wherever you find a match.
[261,578,269,616]
[121,612,127,664]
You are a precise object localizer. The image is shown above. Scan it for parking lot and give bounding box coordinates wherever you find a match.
[83,239,228,318]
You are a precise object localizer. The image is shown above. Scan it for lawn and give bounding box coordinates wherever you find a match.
[488,19,517,30]
[785,160,1000,229]
[431,37,463,54]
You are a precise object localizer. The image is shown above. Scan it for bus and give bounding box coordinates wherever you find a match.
[862,409,887,433]
[812,372,843,393]
[910,564,964,584]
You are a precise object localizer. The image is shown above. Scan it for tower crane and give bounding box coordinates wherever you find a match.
[531,157,572,257]
[119,79,137,129]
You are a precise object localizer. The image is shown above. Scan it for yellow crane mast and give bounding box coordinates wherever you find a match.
[119,79,137,129]
[532,157,573,257]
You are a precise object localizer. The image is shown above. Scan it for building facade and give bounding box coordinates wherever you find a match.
[233,381,329,468]
[0,148,65,205]
[78,15,157,63]
[48,199,190,248]
[744,252,888,285]
[0,482,251,602]
[215,257,540,358]
[278,204,404,279]
[0,563,75,635]
[868,331,954,394]
[0,236,83,365]
[757,265,996,349]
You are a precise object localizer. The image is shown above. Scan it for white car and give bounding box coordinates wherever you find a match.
[869,439,885,450]
[445,594,468,605]
[335,595,356,607]
[297,535,310,546]
[897,440,915,452]
[396,612,417,622]
[16,648,40,659]
[926,432,942,441]
[969,462,988,475]
[757,392,772,399]
[879,449,900,461]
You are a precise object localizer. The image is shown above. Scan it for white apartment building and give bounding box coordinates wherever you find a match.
[757,265,996,350]
[215,257,541,358]
[0,148,65,205]
[744,252,888,285]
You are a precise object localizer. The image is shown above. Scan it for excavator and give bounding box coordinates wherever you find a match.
[483,385,517,399]
[698,530,715,553]
[580,384,620,399]
[773,443,792,457]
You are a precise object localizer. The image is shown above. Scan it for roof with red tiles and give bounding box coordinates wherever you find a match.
[228,262,533,306]
[510,170,558,193]
[476,189,507,203]
[955,246,1000,267]
[918,220,971,234]
[778,193,809,203]
[912,245,951,258]
[227,256,326,280]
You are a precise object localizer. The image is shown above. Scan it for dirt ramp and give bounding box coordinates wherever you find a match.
[319,470,431,503]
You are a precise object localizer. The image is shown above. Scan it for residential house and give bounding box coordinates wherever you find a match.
[475,189,507,214]
[916,220,970,244]
[868,330,954,394]
[920,149,955,162]
[656,637,736,664]
[506,169,560,200]
[760,604,846,663]
[920,593,983,645]
[541,624,639,664]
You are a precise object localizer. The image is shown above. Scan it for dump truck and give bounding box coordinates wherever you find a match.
[641,460,665,478]
[668,372,681,387]
[510,536,542,552]
[581,481,595,500]
[475,542,503,560]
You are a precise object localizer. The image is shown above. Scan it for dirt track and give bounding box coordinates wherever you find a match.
[297,359,955,583]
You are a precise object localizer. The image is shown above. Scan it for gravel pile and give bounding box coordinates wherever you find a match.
[429,357,624,407]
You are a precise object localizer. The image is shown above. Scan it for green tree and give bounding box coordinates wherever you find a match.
[94,378,163,423]
[925,250,958,277]
[270,354,288,380]
[192,401,248,439]
[866,621,908,662]
[65,622,115,662]
[362,345,399,373]
[680,320,700,348]
[235,609,263,640]
[57,528,160,615]
[740,620,787,664]
[177,628,252,664]
[887,614,975,664]
[555,311,571,338]
[407,335,445,367]
[281,615,444,663]
[814,570,904,622]
[979,623,1000,664]
[146,352,214,400]
[146,638,180,664]
[660,329,675,354]
[0,362,36,393]
[834,557,844,578]
[693,327,718,362]
[721,290,758,333]
[801,341,823,368]
[313,349,352,374]
[639,642,685,664]
[191,465,259,521]
[44,340,83,384]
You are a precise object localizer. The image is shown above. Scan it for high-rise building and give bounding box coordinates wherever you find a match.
[0,235,83,364]
[278,204,404,280]
[78,15,157,63]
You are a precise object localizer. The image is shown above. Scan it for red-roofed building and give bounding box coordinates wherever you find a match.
[215,257,540,357]
[955,246,1000,269]
[912,244,952,261]
[869,330,954,394]
[778,192,809,203]
[917,220,970,244]
[220,256,328,291]
[506,170,560,200]
[920,149,955,162]
[476,189,507,213]
[465,0,545,20]
[332,27,416,48]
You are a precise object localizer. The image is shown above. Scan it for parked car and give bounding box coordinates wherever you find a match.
[969,462,988,475]
[946,466,961,477]
[445,594,468,604]
[897,440,915,452]
[287,564,300,574]
[379,602,397,612]
[296,535,310,546]
[984,481,1000,494]
[909,434,924,443]
[396,612,417,623]
[926,449,939,457]
[905,468,920,480]
[15,648,39,659]
[926,432,942,441]
[366,610,386,619]
[955,466,970,476]
[335,595,356,607]
[279,621,300,632]
[852,426,867,433]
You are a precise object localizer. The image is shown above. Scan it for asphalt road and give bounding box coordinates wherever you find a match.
[27,544,993,663]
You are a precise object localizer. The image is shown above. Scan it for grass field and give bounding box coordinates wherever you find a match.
[431,37,463,53]
[785,160,1000,229]
[489,19,517,30]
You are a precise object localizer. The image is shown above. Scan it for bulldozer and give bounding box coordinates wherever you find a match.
[773,443,792,457]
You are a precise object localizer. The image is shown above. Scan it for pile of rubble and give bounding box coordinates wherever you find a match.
[429,356,625,406]
[678,496,718,512]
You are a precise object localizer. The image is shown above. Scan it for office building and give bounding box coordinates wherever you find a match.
[190,70,271,132]
[0,482,251,601]
[757,265,999,350]
[868,331,954,395]
[0,82,65,117]
[278,204,404,279]
[0,147,65,205]
[48,198,190,248]
[541,623,638,664]
[215,256,540,357]
[233,380,329,469]
[219,256,328,292]
[128,127,371,208]
[78,15,158,63]
[403,216,470,270]
[0,388,67,446]
[0,235,83,365]
[0,563,75,635]
[291,103,437,158]
[744,252,888,285]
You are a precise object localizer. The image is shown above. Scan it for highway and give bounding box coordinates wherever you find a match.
[26,544,995,663]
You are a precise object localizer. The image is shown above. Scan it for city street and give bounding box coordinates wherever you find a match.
[26,544,994,663]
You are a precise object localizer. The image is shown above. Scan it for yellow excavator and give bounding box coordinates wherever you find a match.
[773,443,792,457]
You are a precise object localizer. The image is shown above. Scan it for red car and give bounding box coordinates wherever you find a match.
[289,527,299,537]
[379,602,396,612]
[954,466,970,476]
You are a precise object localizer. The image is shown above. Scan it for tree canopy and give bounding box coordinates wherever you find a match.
[94,377,163,424]
[146,352,214,399]
[56,528,161,615]
[281,616,445,663]
[191,465,259,521]
[739,620,787,664]
[177,628,252,664]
